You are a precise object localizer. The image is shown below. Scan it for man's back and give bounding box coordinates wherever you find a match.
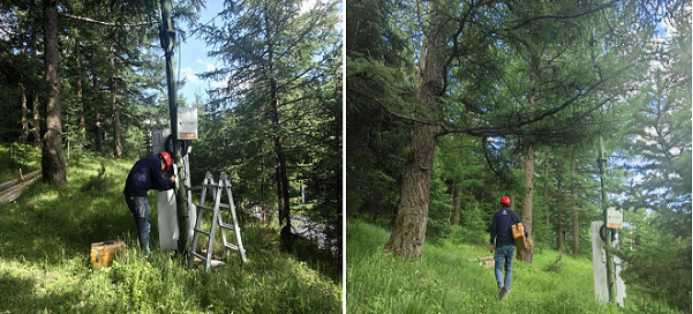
[123,155,171,196]
[490,207,519,248]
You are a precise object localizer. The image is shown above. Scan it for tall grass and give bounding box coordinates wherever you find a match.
[0,152,341,313]
[347,220,679,314]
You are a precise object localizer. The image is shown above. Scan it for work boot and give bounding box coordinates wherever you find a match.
[498,286,506,300]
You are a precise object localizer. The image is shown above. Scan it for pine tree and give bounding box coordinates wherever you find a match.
[612,5,691,309]
[349,0,650,261]
[41,0,66,184]
[200,0,340,249]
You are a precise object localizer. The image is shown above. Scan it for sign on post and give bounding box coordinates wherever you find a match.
[607,207,623,229]
[177,107,198,140]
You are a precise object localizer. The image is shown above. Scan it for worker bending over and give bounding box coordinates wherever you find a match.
[123,152,176,254]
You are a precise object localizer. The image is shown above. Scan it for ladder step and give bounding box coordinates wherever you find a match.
[219,222,235,230]
[194,228,211,237]
[192,251,207,261]
[219,203,230,209]
[198,205,214,211]
[224,244,239,251]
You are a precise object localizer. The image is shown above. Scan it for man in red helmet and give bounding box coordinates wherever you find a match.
[489,195,528,300]
[123,152,176,254]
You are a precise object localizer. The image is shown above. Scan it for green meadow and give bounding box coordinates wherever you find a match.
[0,152,340,313]
[347,220,678,314]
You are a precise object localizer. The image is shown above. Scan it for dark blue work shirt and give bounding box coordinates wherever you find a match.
[123,155,174,197]
[490,206,528,247]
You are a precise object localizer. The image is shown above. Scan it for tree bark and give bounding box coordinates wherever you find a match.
[92,63,103,154]
[543,152,550,227]
[451,176,461,225]
[108,9,122,158]
[518,144,535,262]
[510,151,517,212]
[272,76,292,250]
[30,13,41,148]
[41,0,66,185]
[556,167,564,252]
[20,83,28,142]
[571,160,580,255]
[19,44,28,142]
[263,1,292,250]
[384,125,438,260]
[557,217,564,252]
[75,32,86,144]
[384,0,444,260]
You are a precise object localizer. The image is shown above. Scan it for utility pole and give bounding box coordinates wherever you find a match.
[598,136,616,303]
[159,0,189,259]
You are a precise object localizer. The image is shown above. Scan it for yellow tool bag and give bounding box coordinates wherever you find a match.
[511,216,528,250]
[90,240,126,268]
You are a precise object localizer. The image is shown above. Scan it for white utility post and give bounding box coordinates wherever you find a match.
[152,129,196,251]
[591,221,626,307]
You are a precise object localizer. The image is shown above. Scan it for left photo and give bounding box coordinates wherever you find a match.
[0,0,343,313]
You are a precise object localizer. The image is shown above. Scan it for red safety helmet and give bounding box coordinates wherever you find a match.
[500,195,511,206]
[159,151,172,172]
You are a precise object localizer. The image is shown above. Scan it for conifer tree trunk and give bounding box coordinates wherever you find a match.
[30,14,41,148]
[557,218,564,252]
[384,125,437,260]
[261,144,269,223]
[20,83,28,141]
[107,7,122,158]
[262,2,292,249]
[571,160,580,255]
[41,0,66,185]
[518,144,535,262]
[272,76,292,249]
[556,169,564,252]
[19,45,28,141]
[510,153,517,212]
[92,64,103,154]
[384,0,443,260]
[451,177,461,225]
[75,32,85,143]
[544,152,550,227]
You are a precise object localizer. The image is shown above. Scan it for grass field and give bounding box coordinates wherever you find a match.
[0,151,341,313]
[346,220,678,314]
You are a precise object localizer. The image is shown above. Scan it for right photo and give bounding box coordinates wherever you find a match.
[346,0,692,313]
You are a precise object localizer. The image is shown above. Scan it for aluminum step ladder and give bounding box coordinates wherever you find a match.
[189,171,248,270]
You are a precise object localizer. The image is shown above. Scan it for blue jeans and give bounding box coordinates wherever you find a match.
[495,245,514,292]
[125,195,151,255]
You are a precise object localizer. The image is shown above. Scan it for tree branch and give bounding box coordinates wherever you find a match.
[442,0,486,94]
[437,63,635,137]
[59,13,159,27]
[349,89,438,126]
[482,137,503,178]
[502,0,619,31]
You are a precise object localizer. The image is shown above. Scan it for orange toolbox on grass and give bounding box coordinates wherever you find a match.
[90,240,127,268]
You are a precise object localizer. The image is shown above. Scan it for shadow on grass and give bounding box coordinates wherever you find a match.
[0,162,138,266]
[0,271,83,313]
[288,237,341,282]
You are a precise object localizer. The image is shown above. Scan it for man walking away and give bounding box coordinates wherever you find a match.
[489,195,528,300]
[123,151,176,254]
